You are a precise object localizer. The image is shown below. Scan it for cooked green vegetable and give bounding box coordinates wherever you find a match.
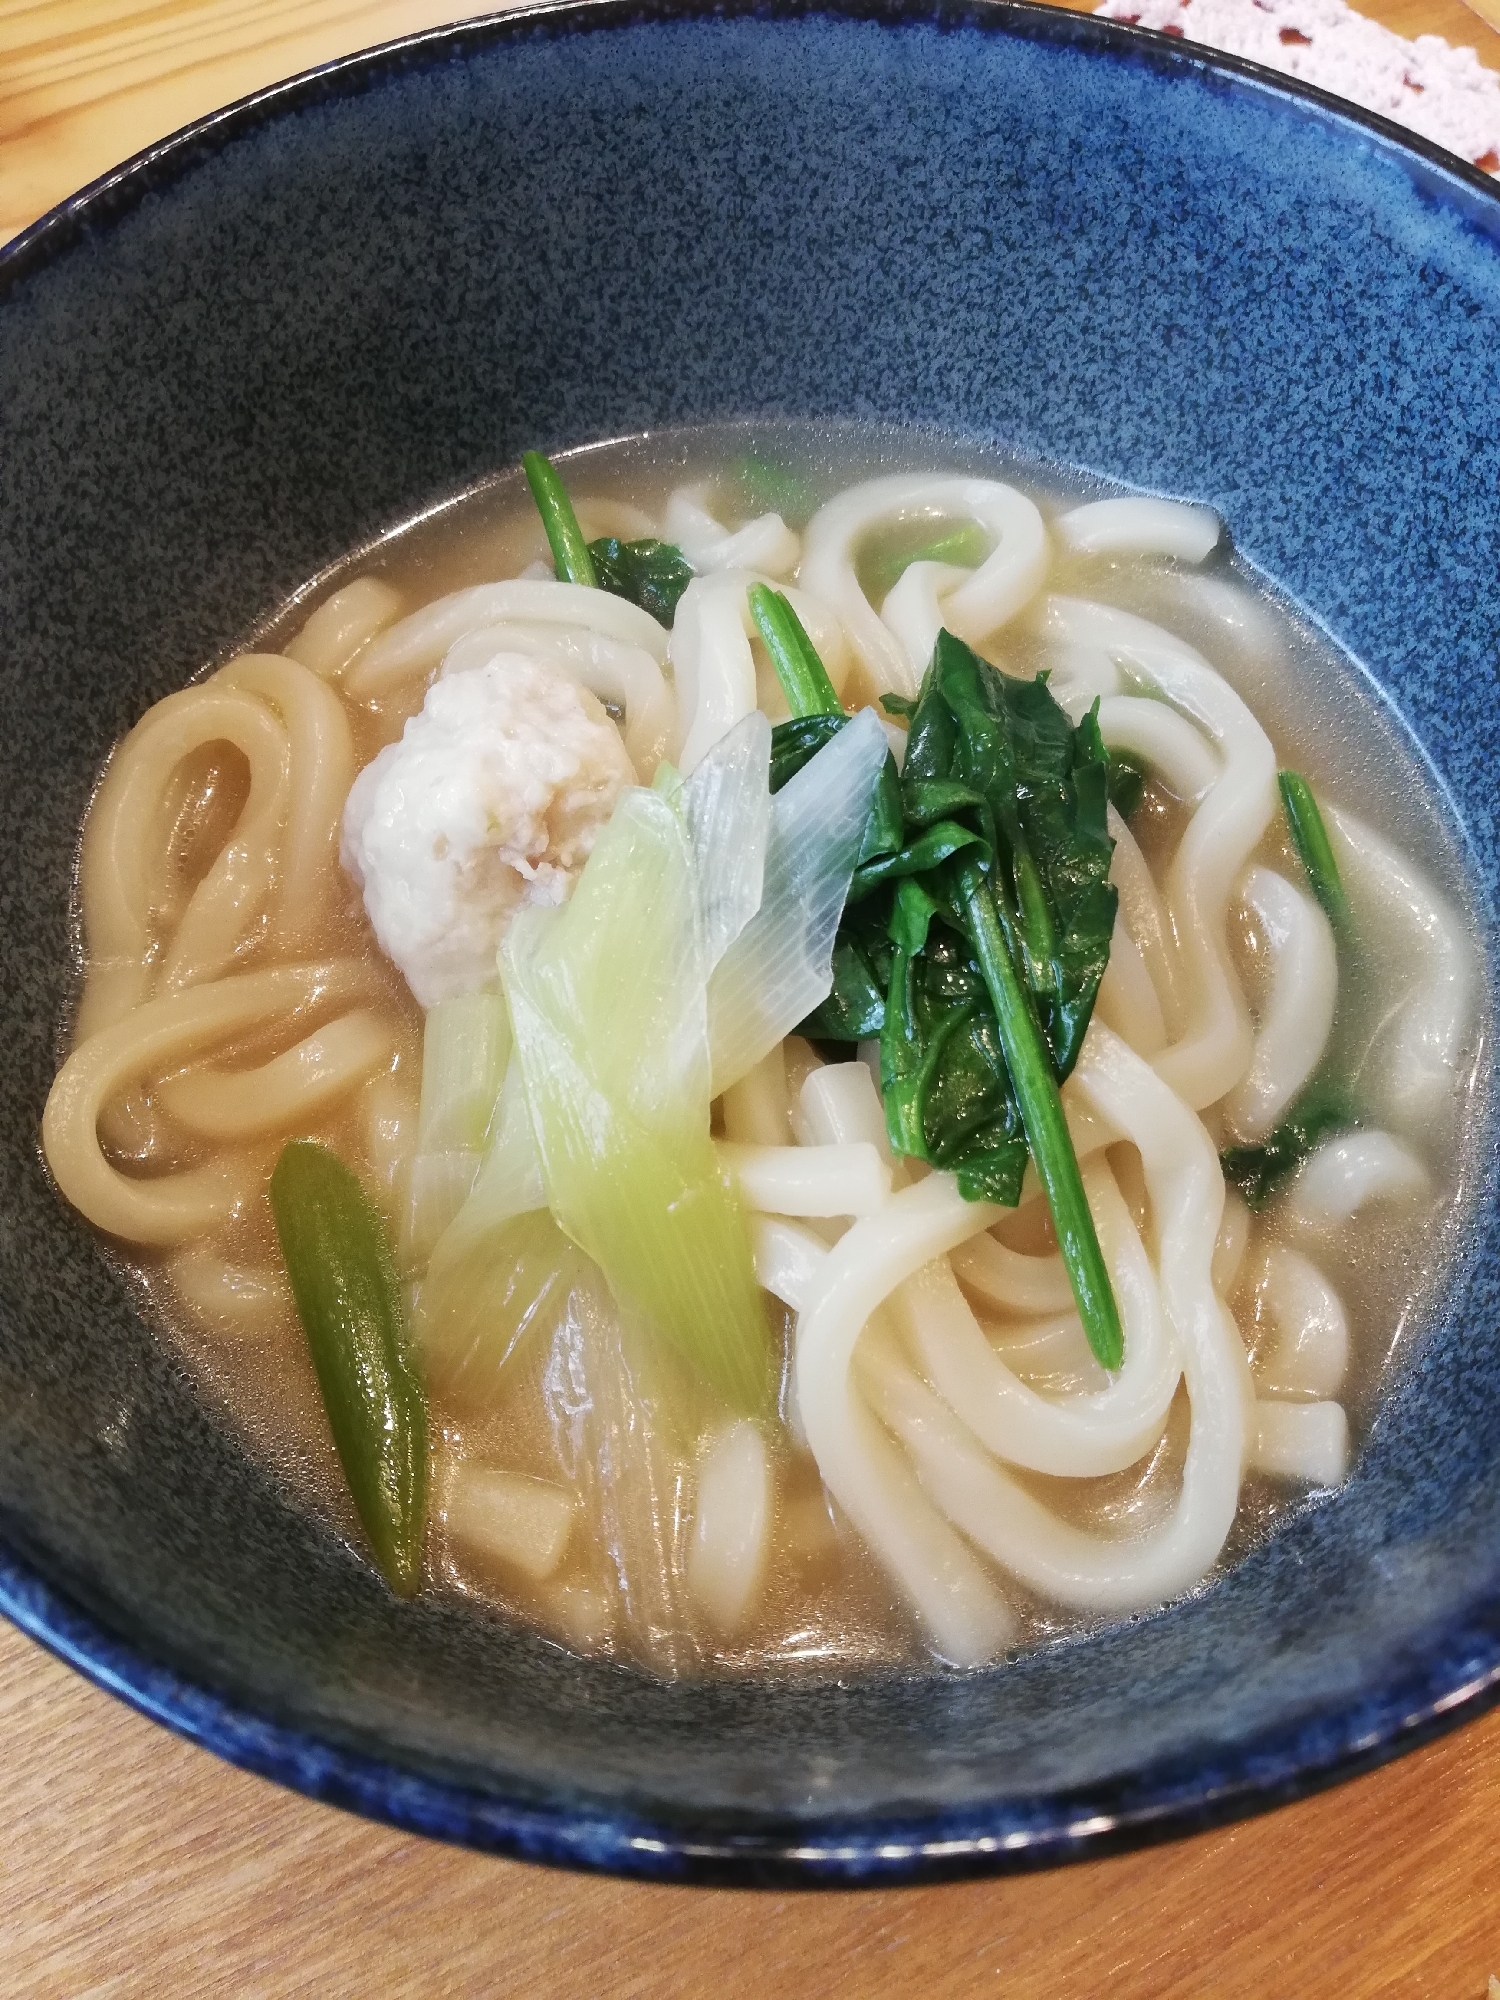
[1106,751,1148,823]
[416,990,510,1153]
[1278,770,1349,927]
[860,519,993,602]
[269,1142,428,1595]
[1221,1085,1359,1208]
[522,450,597,589]
[904,633,1118,1079]
[589,536,694,627]
[522,450,694,625]
[950,854,1121,1364]
[734,452,816,524]
[763,617,1123,1369]
[748,584,843,719]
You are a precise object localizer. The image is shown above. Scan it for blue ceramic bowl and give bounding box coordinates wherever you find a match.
[1,0,1497,1885]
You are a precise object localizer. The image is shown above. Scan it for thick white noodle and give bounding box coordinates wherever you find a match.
[894,1157,1181,1477]
[879,561,970,679]
[1222,866,1338,1145]
[750,1215,829,1313]
[950,1233,1076,1317]
[1042,597,1277,1108]
[670,573,761,772]
[863,1025,1255,1613]
[1325,804,1477,1132]
[797,1061,1182,1478]
[664,487,800,579]
[446,1466,577,1582]
[1095,696,1220,804]
[216,654,356,950]
[286,578,404,681]
[985,1311,1106,1394]
[44,962,372,1243]
[1251,1401,1349,1485]
[1096,920,1168,1055]
[1107,806,1183,1036]
[1283,1131,1430,1228]
[1211,1190,1252,1297]
[440,620,674,777]
[791,1173,1017,1664]
[718,1140,892,1218]
[76,683,291,1037]
[166,1249,289,1337]
[346,580,669,698]
[686,1419,774,1634]
[1053,497,1221,563]
[799,475,1048,698]
[1242,1243,1349,1399]
[156,1009,394,1141]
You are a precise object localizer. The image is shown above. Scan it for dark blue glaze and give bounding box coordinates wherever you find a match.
[0,0,1496,1884]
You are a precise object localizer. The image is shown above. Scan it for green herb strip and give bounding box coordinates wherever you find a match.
[270,1141,428,1595]
[955,857,1122,1366]
[1278,771,1350,927]
[748,585,843,719]
[522,450,598,589]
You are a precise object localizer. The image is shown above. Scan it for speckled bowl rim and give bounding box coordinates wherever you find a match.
[3,0,1500,1887]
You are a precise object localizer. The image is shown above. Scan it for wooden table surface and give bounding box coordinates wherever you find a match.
[4,4,1500,1995]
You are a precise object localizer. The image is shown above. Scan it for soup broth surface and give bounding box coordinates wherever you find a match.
[63,421,1491,1678]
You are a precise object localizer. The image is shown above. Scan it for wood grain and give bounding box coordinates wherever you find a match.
[4,3,1500,1995]
[2,1611,1499,1998]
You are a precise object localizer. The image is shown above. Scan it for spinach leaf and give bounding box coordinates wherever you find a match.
[588,537,694,627]
[1221,1086,1359,1209]
[768,625,1124,1369]
[769,714,904,868]
[1106,751,1147,822]
[910,632,1118,1080]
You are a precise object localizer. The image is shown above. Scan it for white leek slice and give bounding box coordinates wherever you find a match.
[708,707,887,1094]
[503,788,772,1414]
[402,1148,480,1269]
[418,1206,584,1406]
[680,710,772,972]
[415,990,511,1153]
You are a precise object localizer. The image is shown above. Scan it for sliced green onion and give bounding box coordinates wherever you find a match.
[270,1142,428,1595]
[1278,771,1349,927]
[748,583,844,720]
[522,449,597,588]
[953,857,1123,1371]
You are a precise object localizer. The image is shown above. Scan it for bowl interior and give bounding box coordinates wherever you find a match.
[1,0,1498,1878]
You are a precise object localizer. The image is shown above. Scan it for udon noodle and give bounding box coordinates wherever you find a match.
[41,430,1485,1674]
